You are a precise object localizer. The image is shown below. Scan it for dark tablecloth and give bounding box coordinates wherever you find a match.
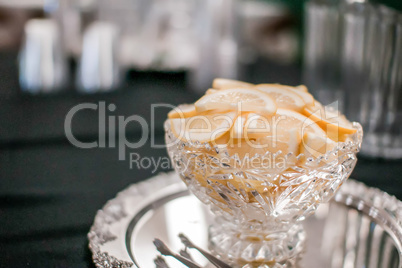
[1,53,401,268]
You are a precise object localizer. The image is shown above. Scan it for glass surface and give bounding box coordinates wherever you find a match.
[19,19,67,93]
[304,0,402,159]
[303,0,342,109]
[89,172,402,268]
[125,182,401,268]
[76,21,121,93]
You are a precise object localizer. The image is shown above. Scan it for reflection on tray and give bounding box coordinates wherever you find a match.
[89,173,402,268]
[128,193,401,267]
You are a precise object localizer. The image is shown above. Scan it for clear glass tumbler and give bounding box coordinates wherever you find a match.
[304,0,402,159]
[303,0,342,109]
[352,6,402,158]
[19,19,67,93]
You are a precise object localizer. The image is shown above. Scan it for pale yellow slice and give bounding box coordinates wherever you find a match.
[205,88,218,95]
[195,88,277,115]
[255,84,306,112]
[243,113,271,138]
[169,111,237,143]
[168,104,197,119]
[232,114,247,139]
[256,83,314,107]
[236,109,326,156]
[212,78,254,90]
[296,85,308,92]
[300,132,337,159]
[287,88,314,106]
[303,102,356,142]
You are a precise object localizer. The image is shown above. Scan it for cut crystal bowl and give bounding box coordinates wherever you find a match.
[165,120,363,267]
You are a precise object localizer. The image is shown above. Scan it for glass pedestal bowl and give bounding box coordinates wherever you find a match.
[165,120,363,267]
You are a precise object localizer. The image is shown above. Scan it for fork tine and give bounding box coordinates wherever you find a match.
[178,233,193,248]
[178,233,232,268]
[153,238,202,268]
[154,255,169,268]
[153,239,171,255]
[179,249,194,261]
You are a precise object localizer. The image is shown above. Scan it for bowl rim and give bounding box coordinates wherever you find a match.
[164,118,363,167]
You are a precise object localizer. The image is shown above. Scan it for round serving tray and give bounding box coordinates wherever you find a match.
[88,172,402,268]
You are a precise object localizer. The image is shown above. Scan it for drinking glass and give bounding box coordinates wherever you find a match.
[303,0,342,109]
[304,0,402,158]
[76,21,121,93]
[19,19,67,93]
[353,6,402,158]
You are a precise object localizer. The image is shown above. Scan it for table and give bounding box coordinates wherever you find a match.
[1,52,401,268]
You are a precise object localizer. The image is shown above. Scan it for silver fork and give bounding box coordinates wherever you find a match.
[153,238,202,268]
[154,255,170,268]
[178,233,232,268]
[179,249,194,261]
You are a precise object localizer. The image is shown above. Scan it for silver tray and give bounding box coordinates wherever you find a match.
[88,172,402,268]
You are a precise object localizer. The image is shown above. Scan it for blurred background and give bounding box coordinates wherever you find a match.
[1,0,402,267]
